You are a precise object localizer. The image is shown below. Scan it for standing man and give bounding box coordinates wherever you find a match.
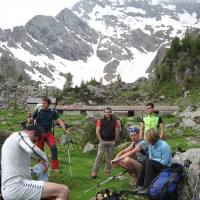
[140,103,164,139]
[91,107,120,178]
[1,125,69,200]
[33,97,68,172]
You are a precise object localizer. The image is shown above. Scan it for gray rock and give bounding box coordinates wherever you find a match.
[147,46,168,76]
[175,129,184,136]
[193,116,200,124]
[191,110,200,119]
[1,121,8,125]
[194,125,200,133]
[165,123,176,129]
[182,118,196,128]
[159,95,166,100]
[183,91,190,99]
[116,142,130,151]
[83,142,95,153]
[173,148,200,199]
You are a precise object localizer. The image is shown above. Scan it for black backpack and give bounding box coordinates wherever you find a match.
[148,163,185,200]
[34,107,56,133]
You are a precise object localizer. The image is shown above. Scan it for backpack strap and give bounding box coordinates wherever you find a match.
[50,108,55,134]
[19,132,46,162]
[34,107,41,123]
[35,107,55,134]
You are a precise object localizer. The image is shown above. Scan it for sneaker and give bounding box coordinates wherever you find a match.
[91,171,97,179]
[137,187,148,195]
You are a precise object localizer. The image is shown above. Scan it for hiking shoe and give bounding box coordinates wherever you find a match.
[137,187,148,195]
[132,186,142,193]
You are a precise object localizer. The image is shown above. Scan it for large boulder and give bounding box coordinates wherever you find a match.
[179,105,200,132]
[173,148,200,200]
[83,142,95,153]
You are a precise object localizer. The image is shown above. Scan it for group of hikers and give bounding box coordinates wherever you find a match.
[0,97,173,200]
[91,103,171,195]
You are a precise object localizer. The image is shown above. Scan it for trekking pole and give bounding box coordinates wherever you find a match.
[66,138,72,178]
[60,134,73,177]
[83,170,128,194]
[182,160,192,200]
[192,172,200,200]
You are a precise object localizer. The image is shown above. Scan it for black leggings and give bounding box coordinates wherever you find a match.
[137,159,167,188]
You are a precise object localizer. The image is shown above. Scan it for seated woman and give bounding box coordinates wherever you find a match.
[137,128,172,194]
[110,127,148,187]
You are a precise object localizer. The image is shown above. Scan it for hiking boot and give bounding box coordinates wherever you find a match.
[91,171,97,179]
[137,187,148,195]
[132,186,142,193]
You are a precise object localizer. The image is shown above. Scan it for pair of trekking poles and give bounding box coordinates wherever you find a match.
[83,170,136,200]
[60,134,76,178]
[83,159,197,200]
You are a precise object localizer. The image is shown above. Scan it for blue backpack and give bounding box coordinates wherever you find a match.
[148,163,185,200]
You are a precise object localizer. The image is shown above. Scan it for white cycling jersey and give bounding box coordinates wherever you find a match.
[1,131,48,200]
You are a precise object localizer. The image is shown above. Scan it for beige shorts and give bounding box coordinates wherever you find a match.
[2,179,44,200]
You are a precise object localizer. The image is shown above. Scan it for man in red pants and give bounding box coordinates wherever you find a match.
[33,97,67,172]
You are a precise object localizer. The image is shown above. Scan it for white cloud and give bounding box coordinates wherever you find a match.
[0,0,80,29]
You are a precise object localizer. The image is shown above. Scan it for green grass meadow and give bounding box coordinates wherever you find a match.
[0,109,199,199]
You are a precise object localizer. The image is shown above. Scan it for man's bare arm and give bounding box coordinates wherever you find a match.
[96,127,102,141]
[159,123,165,139]
[56,119,68,133]
[140,122,144,139]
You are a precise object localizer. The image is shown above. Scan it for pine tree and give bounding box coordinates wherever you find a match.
[170,37,181,59]
[63,73,73,90]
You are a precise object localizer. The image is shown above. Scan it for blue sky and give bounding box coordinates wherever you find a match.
[0,0,80,29]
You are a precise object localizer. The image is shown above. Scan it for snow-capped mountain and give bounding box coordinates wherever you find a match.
[0,0,200,88]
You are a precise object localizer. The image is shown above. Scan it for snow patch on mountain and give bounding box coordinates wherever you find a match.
[178,12,197,25]
[117,49,157,83]
[1,0,200,89]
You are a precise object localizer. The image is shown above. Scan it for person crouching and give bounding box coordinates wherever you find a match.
[110,127,148,188]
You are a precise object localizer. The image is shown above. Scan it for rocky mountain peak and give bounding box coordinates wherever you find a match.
[0,0,200,88]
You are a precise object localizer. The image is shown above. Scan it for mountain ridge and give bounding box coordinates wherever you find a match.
[0,0,200,88]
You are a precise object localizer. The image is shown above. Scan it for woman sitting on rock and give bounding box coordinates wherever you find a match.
[136,128,172,194]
